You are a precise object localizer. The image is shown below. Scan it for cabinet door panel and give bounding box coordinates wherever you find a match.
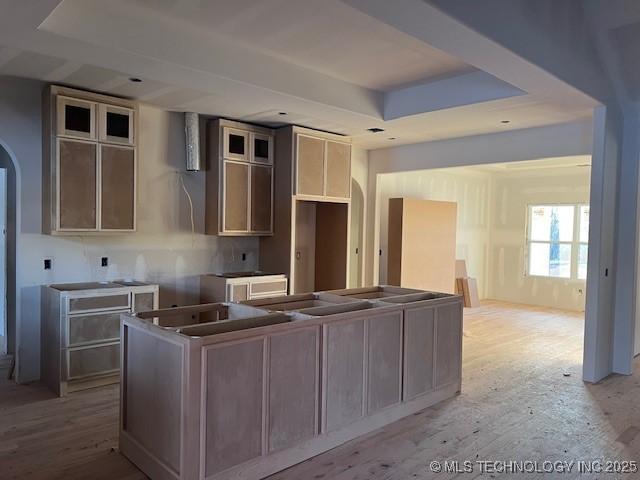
[204,339,264,476]
[101,145,135,230]
[435,303,463,388]
[133,292,156,313]
[57,96,96,140]
[251,165,272,232]
[229,283,249,302]
[296,135,325,196]
[325,141,351,198]
[58,139,97,230]
[324,319,364,432]
[367,312,402,413]
[268,328,319,452]
[252,133,272,164]
[403,306,435,400]
[99,104,134,145]
[223,161,249,232]
[224,128,248,161]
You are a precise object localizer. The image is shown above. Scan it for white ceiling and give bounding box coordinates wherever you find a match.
[0,0,595,149]
[126,0,473,91]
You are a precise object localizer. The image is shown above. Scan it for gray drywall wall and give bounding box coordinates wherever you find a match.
[0,77,258,382]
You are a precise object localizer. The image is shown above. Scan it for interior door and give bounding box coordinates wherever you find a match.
[58,139,97,230]
[296,135,325,197]
[100,145,135,230]
[325,141,351,198]
[223,161,250,232]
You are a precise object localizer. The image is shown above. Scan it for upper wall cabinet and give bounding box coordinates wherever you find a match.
[206,119,274,236]
[44,85,138,235]
[295,132,351,201]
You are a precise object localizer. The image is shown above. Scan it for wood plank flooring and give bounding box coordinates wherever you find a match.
[1,301,639,479]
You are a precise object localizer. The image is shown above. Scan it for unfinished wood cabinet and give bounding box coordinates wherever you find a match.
[206,119,274,236]
[44,85,138,234]
[260,126,351,294]
[41,281,158,396]
[121,290,462,480]
[387,198,458,293]
[295,130,351,201]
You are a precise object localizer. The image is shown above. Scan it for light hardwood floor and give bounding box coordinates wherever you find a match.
[1,301,639,479]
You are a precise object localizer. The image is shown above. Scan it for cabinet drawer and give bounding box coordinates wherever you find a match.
[67,343,120,380]
[249,279,288,297]
[68,294,130,313]
[68,311,126,346]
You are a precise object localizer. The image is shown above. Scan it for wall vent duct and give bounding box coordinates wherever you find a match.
[185,112,201,171]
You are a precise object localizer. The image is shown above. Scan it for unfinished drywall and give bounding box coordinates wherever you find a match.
[489,166,591,311]
[367,120,594,288]
[0,77,257,382]
[377,168,491,297]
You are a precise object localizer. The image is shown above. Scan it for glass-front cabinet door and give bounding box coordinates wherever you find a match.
[99,104,134,145]
[57,96,96,140]
[251,132,272,164]
[223,127,249,162]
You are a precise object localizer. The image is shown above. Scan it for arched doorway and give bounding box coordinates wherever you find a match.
[0,143,16,359]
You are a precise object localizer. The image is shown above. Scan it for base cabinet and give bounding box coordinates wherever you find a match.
[120,291,462,480]
[41,281,158,396]
[200,274,288,303]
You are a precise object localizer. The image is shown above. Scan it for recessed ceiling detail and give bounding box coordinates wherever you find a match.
[0,1,595,149]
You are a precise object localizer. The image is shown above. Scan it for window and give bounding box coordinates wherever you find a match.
[526,204,589,280]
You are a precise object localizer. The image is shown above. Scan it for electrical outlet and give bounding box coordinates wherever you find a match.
[44,258,52,270]
[101,257,108,267]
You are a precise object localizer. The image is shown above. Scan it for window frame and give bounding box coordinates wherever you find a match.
[525,203,589,281]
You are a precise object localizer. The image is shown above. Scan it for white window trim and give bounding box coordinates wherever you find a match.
[525,203,589,281]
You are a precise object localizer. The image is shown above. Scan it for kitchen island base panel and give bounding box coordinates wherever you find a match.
[120,291,463,480]
[206,383,460,480]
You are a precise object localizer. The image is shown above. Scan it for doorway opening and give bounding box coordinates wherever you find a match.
[0,144,16,359]
[377,155,592,372]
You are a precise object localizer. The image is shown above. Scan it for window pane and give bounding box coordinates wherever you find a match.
[578,244,588,279]
[579,206,590,243]
[529,242,572,278]
[530,205,574,242]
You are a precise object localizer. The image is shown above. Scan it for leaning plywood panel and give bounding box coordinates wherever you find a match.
[387,198,457,294]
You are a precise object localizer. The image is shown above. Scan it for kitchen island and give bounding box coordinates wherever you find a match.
[119,286,463,480]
